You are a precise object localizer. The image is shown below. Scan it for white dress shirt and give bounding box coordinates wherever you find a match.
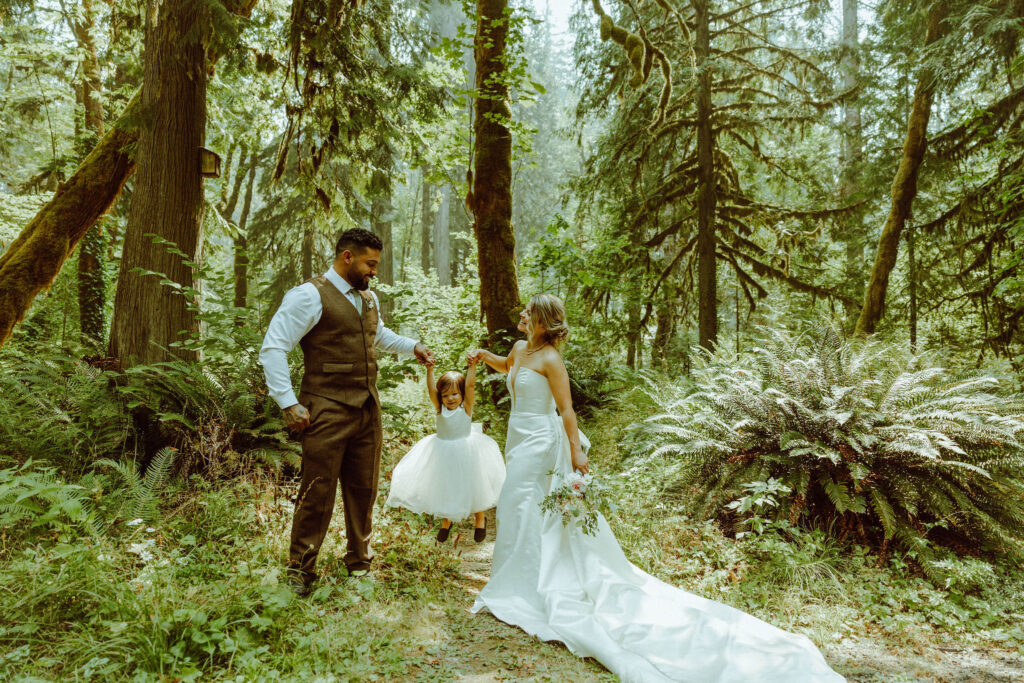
[259,267,419,409]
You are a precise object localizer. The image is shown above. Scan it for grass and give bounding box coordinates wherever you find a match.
[1,377,1023,681]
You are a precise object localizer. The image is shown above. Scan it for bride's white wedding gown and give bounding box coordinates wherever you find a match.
[471,366,845,683]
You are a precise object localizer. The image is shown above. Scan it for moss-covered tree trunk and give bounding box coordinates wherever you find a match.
[472,0,521,344]
[233,151,258,311]
[73,0,107,347]
[108,0,210,365]
[855,4,946,337]
[0,93,138,347]
[695,0,718,350]
[0,0,256,349]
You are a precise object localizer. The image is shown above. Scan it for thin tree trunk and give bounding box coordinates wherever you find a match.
[420,173,433,274]
[840,0,864,306]
[301,225,314,281]
[233,151,258,312]
[371,185,394,319]
[472,0,521,344]
[0,0,257,348]
[72,0,107,347]
[695,0,717,350]
[855,4,946,336]
[908,226,917,352]
[652,301,675,369]
[108,0,210,365]
[626,299,640,370]
[221,142,248,219]
[435,184,451,286]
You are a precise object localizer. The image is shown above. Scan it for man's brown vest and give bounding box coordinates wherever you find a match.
[298,275,379,408]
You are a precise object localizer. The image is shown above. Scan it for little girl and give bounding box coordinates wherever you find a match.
[386,354,506,542]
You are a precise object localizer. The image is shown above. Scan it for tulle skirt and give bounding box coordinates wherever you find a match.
[386,426,506,520]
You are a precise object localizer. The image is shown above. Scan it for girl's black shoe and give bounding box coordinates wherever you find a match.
[436,524,452,542]
[474,525,486,543]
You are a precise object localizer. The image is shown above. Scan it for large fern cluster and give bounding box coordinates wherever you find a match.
[632,324,1024,555]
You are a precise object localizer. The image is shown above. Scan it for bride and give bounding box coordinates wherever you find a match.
[468,294,844,683]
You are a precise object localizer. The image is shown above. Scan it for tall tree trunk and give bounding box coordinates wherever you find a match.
[301,225,314,281]
[695,0,718,350]
[72,0,107,347]
[233,151,258,311]
[908,226,917,352]
[0,0,257,348]
[626,299,640,370]
[855,4,946,336]
[420,173,433,274]
[371,184,395,320]
[652,300,675,370]
[108,0,209,365]
[435,184,451,286]
[472,0,521,344]
[840,0,864,307]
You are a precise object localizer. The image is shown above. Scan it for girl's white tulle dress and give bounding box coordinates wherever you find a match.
[471,366,845,683]
[386,405,506,520]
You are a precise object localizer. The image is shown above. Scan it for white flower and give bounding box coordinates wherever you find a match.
[127,518,143,526]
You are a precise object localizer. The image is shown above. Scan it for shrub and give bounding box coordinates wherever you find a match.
[631,323,1024,555]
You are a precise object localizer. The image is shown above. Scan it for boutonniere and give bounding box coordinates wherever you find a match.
[366,296,376,311]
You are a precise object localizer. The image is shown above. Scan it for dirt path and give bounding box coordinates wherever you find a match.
[397,516,1024,682]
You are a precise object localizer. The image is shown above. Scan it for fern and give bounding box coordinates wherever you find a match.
[96,447,177,523]
[630,322,1024,556]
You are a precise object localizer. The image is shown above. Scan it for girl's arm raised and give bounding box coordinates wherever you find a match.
[426,364,440,411]
[464,355,478,415]
[544,352,588,475]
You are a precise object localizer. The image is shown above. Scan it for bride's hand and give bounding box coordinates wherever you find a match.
[572,450,589,475]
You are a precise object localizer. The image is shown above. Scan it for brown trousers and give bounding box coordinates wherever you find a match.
[288,393,381,579]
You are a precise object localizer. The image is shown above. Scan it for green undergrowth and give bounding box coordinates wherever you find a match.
[2,369,1023,681]
[585,387,1024,658]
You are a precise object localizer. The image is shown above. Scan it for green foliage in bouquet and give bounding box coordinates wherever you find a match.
[631,323,1024,555]
[540,470,616,536]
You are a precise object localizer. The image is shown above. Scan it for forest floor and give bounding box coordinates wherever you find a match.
[341,510,1024,683]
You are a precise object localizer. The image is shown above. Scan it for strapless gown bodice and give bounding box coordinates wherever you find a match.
[507,366,557,416]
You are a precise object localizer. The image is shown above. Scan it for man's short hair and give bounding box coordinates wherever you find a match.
[336,228,383,256]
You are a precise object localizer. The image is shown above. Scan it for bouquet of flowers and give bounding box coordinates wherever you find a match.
[540,470,615,536]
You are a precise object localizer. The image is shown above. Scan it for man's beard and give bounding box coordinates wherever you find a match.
[347,267,371,290]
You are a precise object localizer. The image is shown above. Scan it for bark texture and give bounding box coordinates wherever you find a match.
[370,183,394,320]
[694,0,718,350]
[73,0,107,345]
[0,93,137,346]
[855,4,946,336]
[435,184,451,286]
[420,174,433,273]
[108,0,210,365]
[0,0,256,349]
[472,0,521,344]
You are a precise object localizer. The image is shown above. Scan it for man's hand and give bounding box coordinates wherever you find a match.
[283,403,311,433]
[466,351,479,366]
[414,343,435,366]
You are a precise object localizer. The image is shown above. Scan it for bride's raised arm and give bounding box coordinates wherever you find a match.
[471,341,522,374]
[544,354,589,475]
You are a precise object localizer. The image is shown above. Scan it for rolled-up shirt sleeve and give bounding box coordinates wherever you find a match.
[371,291,419,355]
[259,285,320,409]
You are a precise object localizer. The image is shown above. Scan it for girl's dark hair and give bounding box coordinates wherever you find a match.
[436,371,466,410]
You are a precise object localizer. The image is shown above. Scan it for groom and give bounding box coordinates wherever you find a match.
[259,228,433,594]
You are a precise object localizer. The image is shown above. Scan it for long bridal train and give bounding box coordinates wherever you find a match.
[471,366,845,683]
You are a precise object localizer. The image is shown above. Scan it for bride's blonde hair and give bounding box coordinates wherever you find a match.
[527,293,569,348]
